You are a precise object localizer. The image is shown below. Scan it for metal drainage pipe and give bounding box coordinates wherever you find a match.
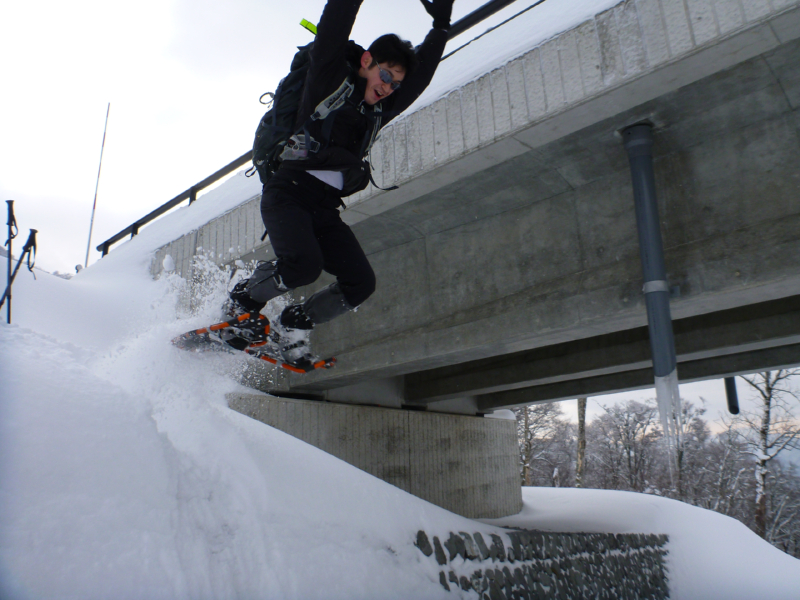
[622,124,683,461]
[725,377,740,415]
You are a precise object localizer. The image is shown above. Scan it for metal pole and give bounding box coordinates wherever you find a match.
[0,229,37,314]
[5,200,16,324]
[724,377,740,415]
[622,124,683,472]
[85,103,110,268]
[448,0,521,39]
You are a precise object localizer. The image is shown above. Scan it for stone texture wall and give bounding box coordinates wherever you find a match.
[227,393,522,519]
[415,529,669,599]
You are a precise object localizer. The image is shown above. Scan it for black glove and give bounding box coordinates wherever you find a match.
[420,0,454,31]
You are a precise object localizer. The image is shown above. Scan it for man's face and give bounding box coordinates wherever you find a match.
[360,52,405,105]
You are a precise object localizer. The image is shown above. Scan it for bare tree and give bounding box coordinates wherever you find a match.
[738,370,800,538]
[673,401,712,501]
[515,402,572,487]
[697,419,751,517]
[586,401,661,492]
[576,398,587,488]
[512,378,800,558]
[765,461,800,554]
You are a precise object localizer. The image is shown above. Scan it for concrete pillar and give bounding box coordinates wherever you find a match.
[228,393,522,518]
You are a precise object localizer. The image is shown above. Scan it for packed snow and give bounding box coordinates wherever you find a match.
[2,176,800,599]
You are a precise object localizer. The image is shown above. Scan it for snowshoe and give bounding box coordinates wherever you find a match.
[172,312,335,374]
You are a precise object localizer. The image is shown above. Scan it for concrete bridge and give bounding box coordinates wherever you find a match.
[148,0,800,516]
[154,0,800,411]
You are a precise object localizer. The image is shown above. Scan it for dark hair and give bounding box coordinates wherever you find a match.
[368,34,418,77]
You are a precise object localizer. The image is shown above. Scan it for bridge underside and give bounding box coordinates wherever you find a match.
[407,295,800,411]
[242,31,800,412]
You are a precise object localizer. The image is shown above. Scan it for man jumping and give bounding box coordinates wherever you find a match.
[226,0,454,367]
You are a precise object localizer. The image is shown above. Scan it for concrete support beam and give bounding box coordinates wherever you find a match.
[405,295,800,404]
[475,343,800,411]
[322,376,405,408]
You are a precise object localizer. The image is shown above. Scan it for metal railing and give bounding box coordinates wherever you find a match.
[97,151,252,256]
[96,0,526,257]
[448,0,522,39]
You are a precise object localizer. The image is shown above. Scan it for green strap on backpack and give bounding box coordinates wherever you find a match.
[300,19,317,35]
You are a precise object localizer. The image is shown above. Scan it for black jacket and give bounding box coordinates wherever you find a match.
[282,0,448,196]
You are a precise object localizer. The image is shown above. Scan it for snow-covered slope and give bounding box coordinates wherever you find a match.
[0,256,474,599]
[2,231,800,599]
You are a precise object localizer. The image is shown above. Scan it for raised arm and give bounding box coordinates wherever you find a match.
[384,0,453,116]
[388,26,449,115]
[309,0,364,73]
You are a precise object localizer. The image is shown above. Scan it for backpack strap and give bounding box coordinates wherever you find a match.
[309,77,354,121]
[359,104,398,192]
[280,75,356,162]
[359,104,382,159]
[368,171,398,192]
[272,66,398,193]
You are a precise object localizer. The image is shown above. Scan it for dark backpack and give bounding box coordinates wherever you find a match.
[251,41,364,184]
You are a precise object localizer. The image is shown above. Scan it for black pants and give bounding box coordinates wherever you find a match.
[260,169,376,308]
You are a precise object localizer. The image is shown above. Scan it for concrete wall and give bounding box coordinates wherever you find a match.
[227,393,522,519]
[152,195,263,280]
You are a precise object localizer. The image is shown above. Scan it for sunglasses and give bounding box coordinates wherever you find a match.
[373,62,402,91]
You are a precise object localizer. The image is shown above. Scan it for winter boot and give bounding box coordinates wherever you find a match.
[279,304,315,331]
[270,304,314,366]
[223,280,267,317]
[302,282,355,325]
[272,283,355,367]
[223,259,288,317]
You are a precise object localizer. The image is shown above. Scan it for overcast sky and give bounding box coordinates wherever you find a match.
[0,0,542,274]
